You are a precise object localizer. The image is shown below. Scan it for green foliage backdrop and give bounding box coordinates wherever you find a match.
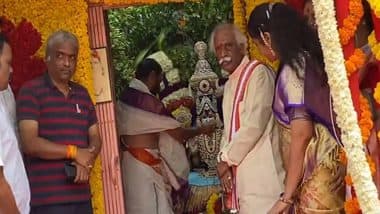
[107,0,232,97]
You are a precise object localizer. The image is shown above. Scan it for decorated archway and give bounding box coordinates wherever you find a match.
[2,0,380,213]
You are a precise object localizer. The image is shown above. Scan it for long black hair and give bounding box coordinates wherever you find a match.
[0,33,8,55]
[248,2,324,75]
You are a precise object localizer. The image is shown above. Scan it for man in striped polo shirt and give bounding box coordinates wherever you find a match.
[17,30,102,214]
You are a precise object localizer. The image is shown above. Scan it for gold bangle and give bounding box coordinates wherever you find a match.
[279,196,293,205]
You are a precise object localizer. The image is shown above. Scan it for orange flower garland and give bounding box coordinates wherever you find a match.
[345,175,353,185]
[344,198,361,214]
[345,48,366,77]
[338,0,365,78]
[359,94,374,143]
[338,0,364,45]
[339,149,347,165]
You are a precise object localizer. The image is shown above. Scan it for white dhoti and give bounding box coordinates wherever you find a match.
[117,100,190,214]
[122,149,175,214]
[236,131,284,213]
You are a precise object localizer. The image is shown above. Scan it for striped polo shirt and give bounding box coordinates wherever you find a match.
[16,72,97,206]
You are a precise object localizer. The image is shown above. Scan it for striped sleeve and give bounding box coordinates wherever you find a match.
[17,85,40,121]
[89,102,97,127]
[83,89,97,127]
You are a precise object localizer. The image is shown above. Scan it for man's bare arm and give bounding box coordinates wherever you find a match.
[0,167,19,214]
[19,120,94,167]
[166,124,215,143]
[19,120,67,159]
[166,127,200,143]
[88,124,102,158]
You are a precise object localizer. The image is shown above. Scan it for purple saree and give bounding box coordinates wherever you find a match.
[273,59,345,213]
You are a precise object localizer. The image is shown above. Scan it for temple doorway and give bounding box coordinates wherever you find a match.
[88,1,231,213]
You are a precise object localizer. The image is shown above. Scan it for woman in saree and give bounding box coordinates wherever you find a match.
[248,3,345,213]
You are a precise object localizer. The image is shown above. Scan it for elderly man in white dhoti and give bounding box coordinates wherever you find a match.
[117,58,214,214]
[210,23,285,213]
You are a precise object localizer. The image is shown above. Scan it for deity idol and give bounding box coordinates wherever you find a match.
[185,41,224,213]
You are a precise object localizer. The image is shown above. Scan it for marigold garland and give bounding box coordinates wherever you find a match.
[206,193,220,214]
[104,0,185,5]
[88,0,185,6]
[312,0,380,212]
[367,155,377,176]
[232,0,247,36]
[345,175,353,186]
[338,0,365,79]
[359,94,374,143]
[1,1,104,213]
[344,198,361,214]
[345,49,366,77]
[338,0,364,46]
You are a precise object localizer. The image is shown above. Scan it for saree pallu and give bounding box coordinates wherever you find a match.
[274,62,345,213]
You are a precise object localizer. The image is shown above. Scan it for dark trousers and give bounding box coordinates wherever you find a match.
[30,201,93,214]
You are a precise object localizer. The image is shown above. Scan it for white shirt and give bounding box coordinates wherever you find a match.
[0,85,30,214]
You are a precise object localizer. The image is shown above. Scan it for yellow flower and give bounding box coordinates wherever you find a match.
[374,82,380,105]
[206,193,220,214]
[368,31,380,61]
[367,0,380,18]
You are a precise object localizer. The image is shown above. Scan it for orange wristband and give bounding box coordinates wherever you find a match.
[66,145,77,159]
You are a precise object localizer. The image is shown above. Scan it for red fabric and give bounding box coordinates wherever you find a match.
[373,13,380,41]
[335,0,349,27]
[361,62,380,109]
[285,0,305,14]
[360,62,380,91]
